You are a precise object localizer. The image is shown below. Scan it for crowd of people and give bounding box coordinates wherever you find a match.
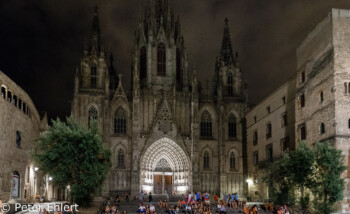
[101,191,291,214]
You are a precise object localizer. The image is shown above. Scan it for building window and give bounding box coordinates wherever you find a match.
[254,116,257,123]
[230,152,236,169]
[266,123,272,139]
[253,152,259,166]
[176,48,183,91]
[157,43,166,76]
[91,65,97,88]
[281,137,289,152]
[281,112,288,127]
[228,113,237,138]
[13,95,17,107]
[22,103,26,113]
[227,72,234,96]
[300,93,305,108]
[203,151,210,169]
[348,119,350,129]
[300,123,306,141]
[253,130,258,146]
[140,46,147,81]
[266,145,273,162]
[26,166,30,183]
[320,123,325,134]
[320,90,324,103]
[114,106,126,135]
[18,99,22,110]
[88,106,98,127]
[1,86,5,99]
[345,83,348,95]
[16,131,21,149]
[301,71,305,83]
[267,106,271,114]
[7,91,12,102]
[282,96,286,104]
[200,110,212,137]
[117,149,125,168]
[12,171,20,198]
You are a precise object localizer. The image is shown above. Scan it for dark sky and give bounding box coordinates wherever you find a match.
[1,0,350,121]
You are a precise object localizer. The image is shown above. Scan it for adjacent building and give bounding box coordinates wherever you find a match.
[246,76,296,200]
[0,71,61,202]
[246,9,350,212]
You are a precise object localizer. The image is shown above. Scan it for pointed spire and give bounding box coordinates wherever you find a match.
[220,17,234,66]
[89,6,101,54]
[109,53,116,76]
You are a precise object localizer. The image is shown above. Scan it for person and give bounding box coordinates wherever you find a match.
[185,204,192,214]
[276,207,283,214]
[116,198,120,208]
[219,204,226,214]
[158,200,163,212]
[264,203,268,213]
[285,210,290,214]
[148,192,153,206]
[150,204,156,214]
[169,205,175,214]
[269,202,274,212]
[146,205,150,214]
[249,205,258,214]
[111,205,117,214]
[223,193,227,205]
[216,202,221,213]
[138,204,146,213]
[214,193,218,205]
[181,199,186,208]
[125,193,129,205]
[139,191,144,204]
[243,204,249,214]
[163,200,168,209]
[188,192,192,204]
[105,205,111,214]
[196,192,200,202]
[123,210,127,214]
[282,204,287,213]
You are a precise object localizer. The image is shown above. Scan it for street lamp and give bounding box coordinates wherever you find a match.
[48,176,53,181]
[34,167,39,172]
[246,179,253,185]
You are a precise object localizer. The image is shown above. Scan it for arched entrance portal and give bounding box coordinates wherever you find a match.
[140,137,191,194]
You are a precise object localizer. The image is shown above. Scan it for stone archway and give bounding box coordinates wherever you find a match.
[140,137,191,194]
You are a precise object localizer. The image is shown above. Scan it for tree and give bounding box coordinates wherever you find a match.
[281,141,314,210]
[34,116,111,207]
[263,141,346,213]
[312,142,346,214]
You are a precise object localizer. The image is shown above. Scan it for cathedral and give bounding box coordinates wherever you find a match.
[71,0,248,196]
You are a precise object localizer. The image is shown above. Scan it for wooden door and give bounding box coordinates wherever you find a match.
[154,175,162,194]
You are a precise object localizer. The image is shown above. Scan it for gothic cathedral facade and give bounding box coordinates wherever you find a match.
[71,0,248,196]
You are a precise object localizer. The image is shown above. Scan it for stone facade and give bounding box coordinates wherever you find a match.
[71,2,248,197]
[295,9,350,212]
[0,71,58,202]
[246,77,296,200]
[246,9,350,213]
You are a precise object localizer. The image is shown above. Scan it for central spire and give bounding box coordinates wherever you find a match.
[220,17,234,66]
[89,6,101,54]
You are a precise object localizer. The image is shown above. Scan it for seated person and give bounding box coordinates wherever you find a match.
[181,199,186,208]
[138,204,146,213]
[219,205,226,214]
[185,204,192,214]
[150,204,156,214]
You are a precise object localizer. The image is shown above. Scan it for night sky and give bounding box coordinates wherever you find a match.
[1,0,350,121]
